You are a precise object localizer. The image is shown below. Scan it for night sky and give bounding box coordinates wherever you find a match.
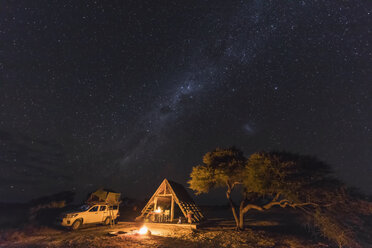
[1,1,371,203]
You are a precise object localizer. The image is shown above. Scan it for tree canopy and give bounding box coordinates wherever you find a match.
[189,148,372,248]
[189,147,245,194]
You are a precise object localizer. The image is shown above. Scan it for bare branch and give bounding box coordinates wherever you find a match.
[273,192,281,201]
[231,181,242,189]
[242,198,319,214]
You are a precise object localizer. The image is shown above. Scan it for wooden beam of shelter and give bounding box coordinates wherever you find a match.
[137,178,204,223]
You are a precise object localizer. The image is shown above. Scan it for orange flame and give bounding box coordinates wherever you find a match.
[138,226,148,235]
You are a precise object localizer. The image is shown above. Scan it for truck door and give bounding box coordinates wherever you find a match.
[99,205,108,221]
[87,205,101,223]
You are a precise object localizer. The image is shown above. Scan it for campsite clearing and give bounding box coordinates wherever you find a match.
[1,219,328,248]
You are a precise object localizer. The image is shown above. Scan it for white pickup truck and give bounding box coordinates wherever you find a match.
[59,204,119,230]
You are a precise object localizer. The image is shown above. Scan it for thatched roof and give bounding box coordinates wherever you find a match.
[167,180,195,204]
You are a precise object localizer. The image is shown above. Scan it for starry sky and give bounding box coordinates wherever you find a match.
[1,1,371,203]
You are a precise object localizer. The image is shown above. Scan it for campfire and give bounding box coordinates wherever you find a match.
[108,225,152,237]
[126,225,152,236]
[138,226,150,235]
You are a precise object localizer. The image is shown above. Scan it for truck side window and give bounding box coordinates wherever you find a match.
[113,205,118,210]
[99,206,106,211]
[89,206,99,212]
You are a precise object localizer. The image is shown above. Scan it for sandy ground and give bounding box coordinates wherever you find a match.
[0,222,196,248]
[0,220,330,248]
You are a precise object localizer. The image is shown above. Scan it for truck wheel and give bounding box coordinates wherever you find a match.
[71,219,82,230]
[104,217,111,225]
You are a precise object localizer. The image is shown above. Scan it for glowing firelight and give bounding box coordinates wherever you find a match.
[154,207,162,213]
[138,226,148,235]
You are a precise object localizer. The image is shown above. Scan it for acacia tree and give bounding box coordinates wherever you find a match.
[188,147,246,229]
[189,149,372,247]
[247,152,372,248]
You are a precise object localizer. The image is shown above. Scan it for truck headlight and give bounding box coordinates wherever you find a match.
[67,213,78,218]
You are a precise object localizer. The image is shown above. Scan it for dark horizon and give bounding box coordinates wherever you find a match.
[1,1,371,204]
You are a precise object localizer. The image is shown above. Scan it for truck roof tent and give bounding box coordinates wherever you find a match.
[86,188,121,205]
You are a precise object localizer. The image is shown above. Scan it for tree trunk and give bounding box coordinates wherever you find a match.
[238,198,246,230]
[226,190,239,229]
[239,210,244,230]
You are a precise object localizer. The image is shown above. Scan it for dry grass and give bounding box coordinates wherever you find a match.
[0,222,329,248]
[2,206,364,248]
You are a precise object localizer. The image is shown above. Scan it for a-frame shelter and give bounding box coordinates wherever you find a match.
[137,178,204,223]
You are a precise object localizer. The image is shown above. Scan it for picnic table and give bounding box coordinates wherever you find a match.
[149,210,170,222]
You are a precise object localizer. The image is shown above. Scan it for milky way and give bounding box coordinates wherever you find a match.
[118,1,275,172]
[0,1,371,203]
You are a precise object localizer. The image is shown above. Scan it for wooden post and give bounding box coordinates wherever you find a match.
[170,196,174,222]
[154,197,158,211]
